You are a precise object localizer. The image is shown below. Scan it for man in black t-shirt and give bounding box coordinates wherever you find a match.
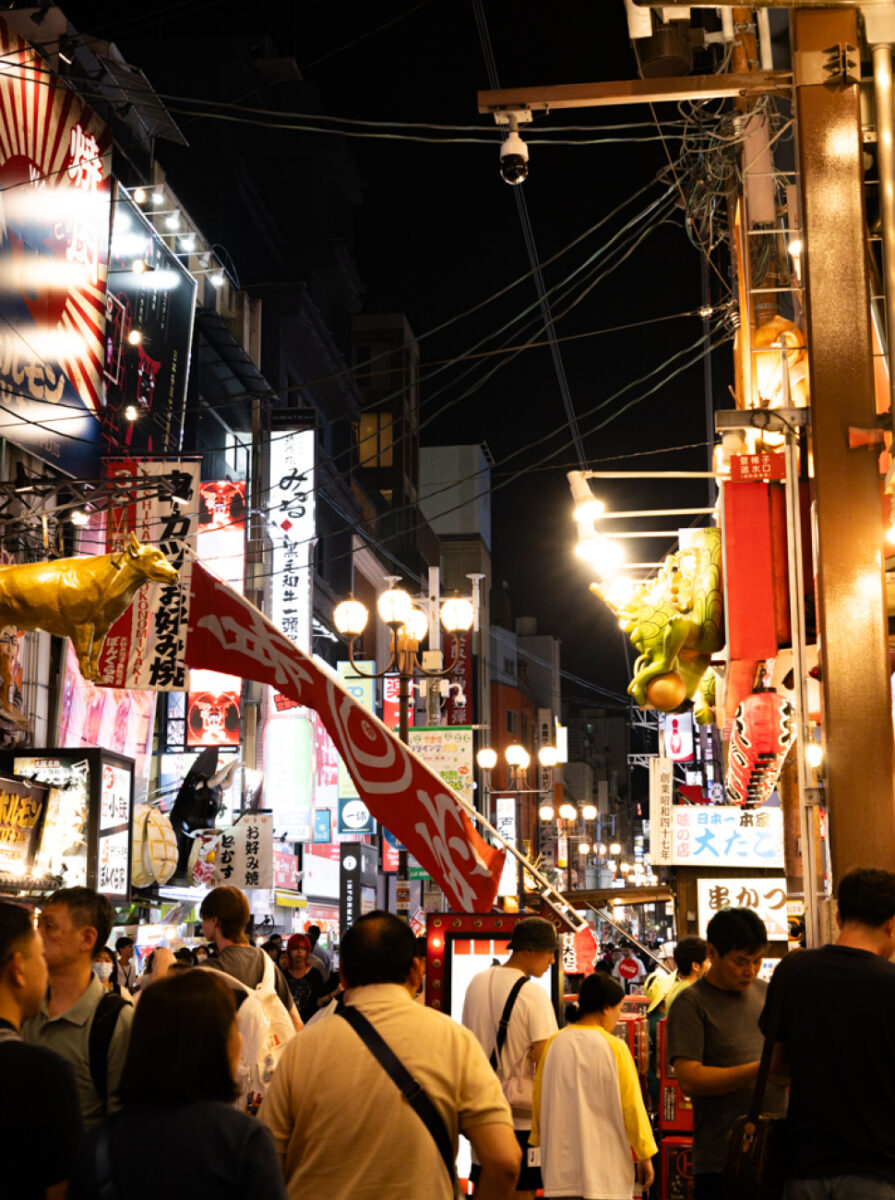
[761,867,895,1198]
[0,900,82,1199]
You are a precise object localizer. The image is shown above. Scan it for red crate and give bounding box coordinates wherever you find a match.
[658,1021,693,1132]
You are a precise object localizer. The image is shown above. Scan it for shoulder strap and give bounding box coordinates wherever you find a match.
[489,975,527,1071]
[89,991,128,1109]
[336,999,456,1188]
[747,954,790,1123]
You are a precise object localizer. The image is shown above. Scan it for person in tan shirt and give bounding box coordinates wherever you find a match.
[259,910,520,1200]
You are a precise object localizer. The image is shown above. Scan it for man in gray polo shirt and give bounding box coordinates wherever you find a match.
[666,907,786,1200]
[23,887,133,1129]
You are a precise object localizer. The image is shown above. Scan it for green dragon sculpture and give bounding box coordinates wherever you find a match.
[591,527,723,721]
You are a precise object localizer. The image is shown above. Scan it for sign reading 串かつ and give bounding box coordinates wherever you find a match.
[671,805,784,868]
[697,876,789,941]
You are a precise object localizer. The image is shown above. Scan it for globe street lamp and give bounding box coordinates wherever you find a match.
[478,742,558,906]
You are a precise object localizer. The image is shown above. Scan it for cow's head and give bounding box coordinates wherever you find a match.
[126,533,179,584]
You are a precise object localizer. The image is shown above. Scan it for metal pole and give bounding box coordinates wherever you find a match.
[396,644,411,920]
[872,41,895,422]
[784,428,820,947]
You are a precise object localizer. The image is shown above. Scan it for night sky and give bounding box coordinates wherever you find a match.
[57,0,729,703]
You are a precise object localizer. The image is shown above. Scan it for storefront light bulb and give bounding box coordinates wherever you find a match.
[582,803,597,820]
[538,804,555,821]
[476,748,498,771]
[131,258,147,274]
[70,509,88,527]
[537,745,558,768]
[151,190,164,205]
[609,842,621,855]
[133,187,146,204]
[558,802,577,821]
[805,741,823,769]
[210,271,225,288]
[124,404,139,422]
[573,497,605,523]
[788,237,803,258]
[164,211,181,231]
[179,232,196,251]
[127,329,142,346]
[577,842,590,855]
[574,535,623,574]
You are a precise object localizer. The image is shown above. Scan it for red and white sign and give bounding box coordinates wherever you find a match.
[185,564,505,912]
[273,849,299,891]
[730,453,786,482]
[616,956,642,981]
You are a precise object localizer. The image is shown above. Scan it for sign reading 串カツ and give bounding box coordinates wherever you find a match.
[0,17,113,475]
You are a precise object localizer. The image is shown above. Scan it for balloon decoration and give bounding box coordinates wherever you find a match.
[726,690,795,807]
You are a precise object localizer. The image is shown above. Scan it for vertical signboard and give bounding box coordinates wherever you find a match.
[0,18,112,475]
[339,841,378,935]
[187,481,245,745]
[96,459,201,690]
[103,191,197,455]
[495,795,518,898]
[444,631,473,725]
[649,757,674,866]
[337,661,376,832]
[536,707,554,796]
[268,412,315,655]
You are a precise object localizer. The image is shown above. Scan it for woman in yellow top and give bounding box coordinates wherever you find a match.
[531,974,657,1199]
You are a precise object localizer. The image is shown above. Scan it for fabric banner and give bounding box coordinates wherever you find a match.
[184,563,505,912]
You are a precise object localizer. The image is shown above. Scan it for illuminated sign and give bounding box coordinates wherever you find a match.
[669,805,784,868]
[0,776,45,874]
[0,18,112,474]
[407,726,474,806]
[269,420,315,654]
[649,757,674,866]
[697,875,788,941]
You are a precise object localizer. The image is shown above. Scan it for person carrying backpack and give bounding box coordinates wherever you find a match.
[23,886,134,1130]
[199,886,300,1114]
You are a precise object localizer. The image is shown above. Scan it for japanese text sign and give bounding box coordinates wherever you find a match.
[214,813,273,890]
[670,805,784,868]
[697,875,789,941]
[649,757,674,866]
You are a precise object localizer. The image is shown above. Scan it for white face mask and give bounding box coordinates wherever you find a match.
[93,961,114,982]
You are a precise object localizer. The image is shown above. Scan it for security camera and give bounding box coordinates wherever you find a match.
[499,128,529,186]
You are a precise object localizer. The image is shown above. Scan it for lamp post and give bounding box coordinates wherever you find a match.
[478,742,558,907]
[333,576,477,920]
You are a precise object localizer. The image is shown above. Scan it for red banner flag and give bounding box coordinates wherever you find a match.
[184,563,505,912]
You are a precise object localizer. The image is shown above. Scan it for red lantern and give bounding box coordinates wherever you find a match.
[726,690,795,807]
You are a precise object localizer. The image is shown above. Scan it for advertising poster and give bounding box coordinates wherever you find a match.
[0,17,113,475]
[95,458,201,690]
[407,726,474,805]
[697,876,789,941]
[0,775,45,873]
[103,191,197,455]
[186,482,245,745]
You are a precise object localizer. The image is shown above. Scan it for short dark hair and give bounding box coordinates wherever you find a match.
[0,900,34,966]
[307,925,321,942]
[115,936,134,953]
[837,867,895,927]
[340,910,416,987]
[674,936,708,976]
[577,972,625,1016]
[706,907,768,957]
[44,887,113,953]
[118,970,238,1105]
[199,886,250,943]
[173,947,194,964]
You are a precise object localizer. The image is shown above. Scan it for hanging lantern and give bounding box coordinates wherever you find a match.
[726,690,795,807]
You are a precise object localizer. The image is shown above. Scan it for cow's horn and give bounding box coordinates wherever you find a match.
[129,531,140,552]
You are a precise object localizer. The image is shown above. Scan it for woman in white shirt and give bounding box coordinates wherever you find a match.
[531,973,656,1199]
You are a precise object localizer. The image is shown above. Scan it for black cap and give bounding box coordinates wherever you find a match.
[508,917,559,952]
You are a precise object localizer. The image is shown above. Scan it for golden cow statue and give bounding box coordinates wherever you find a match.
[0,533,178,681]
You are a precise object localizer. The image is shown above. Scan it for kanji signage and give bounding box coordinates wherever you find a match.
[730,453,786,482]
[697,875,788,941]
[0,776,45,873]
[269,420,315,655]
[214,813,273,890]
[407,727,474,806]
[649,757,674,866]
[671,805,784,868]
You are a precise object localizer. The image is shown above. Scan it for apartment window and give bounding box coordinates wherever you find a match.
[521,713,529,744]
[357,412,394,467]
[506,710,517,735]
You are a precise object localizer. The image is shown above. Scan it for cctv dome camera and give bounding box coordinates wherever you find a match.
[500,129,529,186]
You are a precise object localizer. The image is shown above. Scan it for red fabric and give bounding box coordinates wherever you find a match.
[184,563,505,912]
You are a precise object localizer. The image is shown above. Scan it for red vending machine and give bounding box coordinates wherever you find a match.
[661,1137,695,1200]
[658,1020,693,1132]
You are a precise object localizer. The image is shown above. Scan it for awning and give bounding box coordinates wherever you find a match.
[275,891,308,909]
[528,886,674,910]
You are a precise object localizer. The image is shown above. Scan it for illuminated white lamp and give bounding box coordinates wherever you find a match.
[209,271,225,288]
[598,842,607,855]
[70,509,88,527]
[333,597,369,638]
[400,607,429,644]
[805,740,823,769]
[609,841,621,856]
[573,497,605,523]
[603,574,637,611]
[151,190,164,205]
[179,231,196,252]
[164,211,181,231]
[505,744,530,770]
[574,535,623,575]
[788,237,803,258]
[577,842,590,855]
[476,747,498,771]
[123,404,139,422]
[127,329,142,346]
[377,586,413,628]
[440,594,474,632]
[582,803,598,821]
[538,803,555,821]
[133,187,146,204]
[558,802,577,821]
[131,259,148,274]
[620,861,632,874]
[537,745,559,768]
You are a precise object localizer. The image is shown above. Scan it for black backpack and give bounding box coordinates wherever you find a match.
[88,992,129,1110]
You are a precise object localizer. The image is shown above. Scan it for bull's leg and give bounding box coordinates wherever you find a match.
[70,625,96,680]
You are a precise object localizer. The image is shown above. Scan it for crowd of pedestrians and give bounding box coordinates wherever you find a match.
[3,867,895,1198]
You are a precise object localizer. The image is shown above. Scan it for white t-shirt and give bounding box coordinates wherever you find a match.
[462,966,558,1131]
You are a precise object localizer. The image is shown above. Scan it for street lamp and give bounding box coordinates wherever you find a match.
[334,577,476,918]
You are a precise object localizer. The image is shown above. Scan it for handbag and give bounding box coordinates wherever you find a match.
[489,974,532,1115]
[722,955,790,1200]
